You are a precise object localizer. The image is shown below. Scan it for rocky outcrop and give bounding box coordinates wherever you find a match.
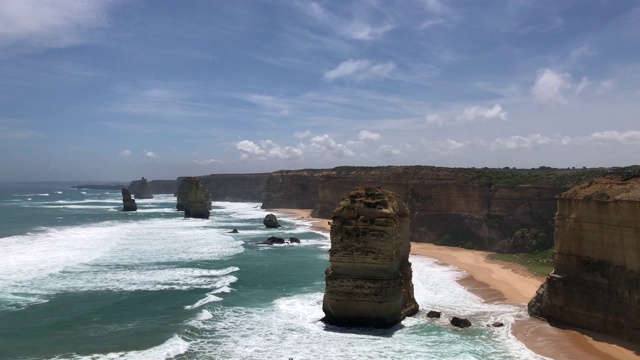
[132,177,153,199]
[262,166,605,251]
[451,317,472,328]
[177,173,269,202]
[263,214,281,228]
[323,186,419,328]
[528,174,640,342]
[121,188,137,211]
[177,177,212,219]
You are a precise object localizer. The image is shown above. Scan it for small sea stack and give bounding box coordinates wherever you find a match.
[177,177,211,219]
[121,188,137,212]
[322,185,419,328]
[263,213,281,228]
[133,177,153,199]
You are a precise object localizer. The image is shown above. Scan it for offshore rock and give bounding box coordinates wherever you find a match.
[121,188,137,211]
[451,317,472,328]
[133,177,153,199]
[260,236,285,245]
[528,174,640,342]
[322,185,419,328]
[177,178,211,219]
[263,213,281,228]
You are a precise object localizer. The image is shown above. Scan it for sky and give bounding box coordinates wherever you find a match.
[1,0,639,181]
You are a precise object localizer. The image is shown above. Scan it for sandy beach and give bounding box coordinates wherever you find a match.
[274,208,640,360]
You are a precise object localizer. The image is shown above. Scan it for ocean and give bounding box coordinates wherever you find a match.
[0,182,546,360]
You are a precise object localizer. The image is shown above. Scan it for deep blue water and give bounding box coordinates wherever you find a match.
[0,183,545,359]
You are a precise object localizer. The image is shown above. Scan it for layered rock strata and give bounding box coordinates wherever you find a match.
[323,185,419,328]
[263,167,605,251]
[528,175,640,342]
[121,188,137,211]
[132,177,153,199]
[177,177,212,219]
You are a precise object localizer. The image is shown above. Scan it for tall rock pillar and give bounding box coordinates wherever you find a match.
[177,177,212,219]
[323,185,419,328]
[121,188,137,212]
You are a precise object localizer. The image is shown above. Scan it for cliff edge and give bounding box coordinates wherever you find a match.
[528,173,640,342]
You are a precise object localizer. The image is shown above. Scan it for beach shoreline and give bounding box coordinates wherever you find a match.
[273,208,640,360]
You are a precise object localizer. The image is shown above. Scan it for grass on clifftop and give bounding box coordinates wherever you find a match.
[488,249,554,277]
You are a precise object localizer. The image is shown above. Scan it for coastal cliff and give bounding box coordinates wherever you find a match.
[129,179,177,195]
[262,166,604,251]
[323,186,418,327]
[528,174,640,342]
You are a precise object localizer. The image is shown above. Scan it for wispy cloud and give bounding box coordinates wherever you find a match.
[0,119,44,139]
[304,2,394,41]
[0,0,114,57]
[110,85,220,118]
[426,104,507,126]
[324,59,395,81]
[193,158,222,165]
[119,149,131,156]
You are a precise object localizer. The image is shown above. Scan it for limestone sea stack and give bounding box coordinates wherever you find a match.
[177,177,212,219]
[121,188,137,211]
[322,185,419,328]
[133,177,153,199]
[176,177,212,212]
[528,174,640,342]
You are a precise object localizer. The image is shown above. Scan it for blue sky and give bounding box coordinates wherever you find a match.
[1,0,639,181]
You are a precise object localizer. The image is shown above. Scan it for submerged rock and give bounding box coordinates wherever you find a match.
[177,178,211,219]
[261,236,285,245]
[263,213,281,228]
[289,237,300,244]
[121,188,137,212]
[427,311,442,319]
[322,185,419,328]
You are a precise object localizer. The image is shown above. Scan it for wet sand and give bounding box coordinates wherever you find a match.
[272,208,640,360]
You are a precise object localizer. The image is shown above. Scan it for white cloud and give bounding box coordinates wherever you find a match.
[481,131,640,151]
[236,140,265,155]
[0,0,113,56]
[358,130,381,141]
[586,130,640,144]
[531,68,575,104]
[422,139,466,155]
[119,149,131,156]
[426,104,507,126]
[486,134,554,150]
[422,0,450,14]
[324,59,395,81]
[193,158,222,165]
[143,150,158,159]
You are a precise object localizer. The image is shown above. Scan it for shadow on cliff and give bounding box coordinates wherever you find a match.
[320,321,404,338]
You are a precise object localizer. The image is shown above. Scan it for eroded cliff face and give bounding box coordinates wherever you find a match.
[323,186,418,328]
[132,177,153,199]
[528,175,640,342]
[263,167,594,251]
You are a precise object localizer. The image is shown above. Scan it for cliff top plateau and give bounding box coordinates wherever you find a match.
[559,173,640,201]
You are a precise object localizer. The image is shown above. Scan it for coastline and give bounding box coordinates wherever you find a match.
[273,208,640,360]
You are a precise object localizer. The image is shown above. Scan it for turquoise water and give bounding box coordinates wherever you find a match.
[0,183,546,359]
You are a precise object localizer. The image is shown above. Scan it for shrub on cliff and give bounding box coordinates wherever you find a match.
[496,228,549,254]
